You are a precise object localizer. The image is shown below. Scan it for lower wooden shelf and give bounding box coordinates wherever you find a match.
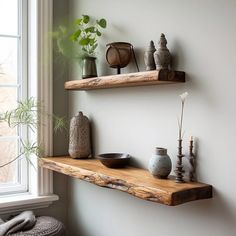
[39,157,212,206]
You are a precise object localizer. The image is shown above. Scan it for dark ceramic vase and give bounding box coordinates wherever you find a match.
[82,56,97,79]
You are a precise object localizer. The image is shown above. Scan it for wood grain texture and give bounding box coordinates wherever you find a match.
[40,157,212,206]
[64,69,185,91]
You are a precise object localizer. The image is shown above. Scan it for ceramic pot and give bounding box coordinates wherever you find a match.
[148,147,172,179]
[69,111,91,158]
[82,56,97,79]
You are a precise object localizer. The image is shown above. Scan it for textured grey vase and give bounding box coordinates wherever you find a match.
[144,40,156,70]
[153,33,171,70]
[148,147,172,179]
[69,111,91,158]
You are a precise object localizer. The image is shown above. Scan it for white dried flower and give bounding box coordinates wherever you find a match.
[178,92,189,139]
[180,92,188,102]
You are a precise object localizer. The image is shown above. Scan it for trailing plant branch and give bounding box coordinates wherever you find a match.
[0,97,39,130]
[0,98,68,169]
[0,139,42,168]
[0,153,24,168]
[52,24,76,59]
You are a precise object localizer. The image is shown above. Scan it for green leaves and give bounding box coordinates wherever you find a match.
[1,97,38,131]
[75,18,82,25]
[82,15,90,24]
[53,116,68,133]
[85,26,95,33]
[96,30,101,36]
[70,29,81,41]
[90,43,98,53]
[97,18,107,28]
[75,15,90,25]
[70,15,107,56]
[79,38,90,45]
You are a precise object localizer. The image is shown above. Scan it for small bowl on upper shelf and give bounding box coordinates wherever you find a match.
[97,153,131,168]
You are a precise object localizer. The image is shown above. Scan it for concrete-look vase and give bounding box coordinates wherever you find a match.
[69,111,91,158]
[153,33,171,70]
[148,147,172,179]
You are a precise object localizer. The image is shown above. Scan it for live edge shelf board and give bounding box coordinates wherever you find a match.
[64,69,185,91]
[40,157,212,206]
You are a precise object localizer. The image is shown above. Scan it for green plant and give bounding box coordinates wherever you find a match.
[70,15,107,57]
[52,25,75,59]
[0,97,67,168]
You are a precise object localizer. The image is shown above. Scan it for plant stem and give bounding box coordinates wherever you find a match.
[179,101,184,140]
[0,153,24,168]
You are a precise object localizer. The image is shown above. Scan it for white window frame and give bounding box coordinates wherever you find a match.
[0,0,58,215]
[0,0,28,195]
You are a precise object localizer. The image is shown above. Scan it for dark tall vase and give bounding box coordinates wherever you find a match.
[82,56,97,79]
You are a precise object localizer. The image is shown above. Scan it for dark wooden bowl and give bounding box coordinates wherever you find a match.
[97,153,131,168]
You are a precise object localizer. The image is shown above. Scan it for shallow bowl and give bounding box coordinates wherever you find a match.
[97,153,131,168]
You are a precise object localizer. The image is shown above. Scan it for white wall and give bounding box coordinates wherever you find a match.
[67,0,236,235]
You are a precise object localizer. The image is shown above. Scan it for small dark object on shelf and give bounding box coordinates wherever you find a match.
[187,136,196,182]
[82,56,97,79]
[144,40,156,71]
[97,153,131,168]
[106,42,139,74]
[175,139,185,183]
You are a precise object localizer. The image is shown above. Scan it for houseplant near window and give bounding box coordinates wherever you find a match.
[70,15,107,79]
[0,98,67,169]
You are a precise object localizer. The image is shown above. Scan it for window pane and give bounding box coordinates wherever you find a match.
[0,37,18,85]
[0,139,17,184]
[0,87,17,112]
[0,121,17,137]
[0,0,18,35]
[0,0,28,195]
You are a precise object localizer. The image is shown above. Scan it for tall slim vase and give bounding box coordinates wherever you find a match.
[69,111,91,158]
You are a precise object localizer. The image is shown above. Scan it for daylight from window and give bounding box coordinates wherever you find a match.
[0,0,20,185]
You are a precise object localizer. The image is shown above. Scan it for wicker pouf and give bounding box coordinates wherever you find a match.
[9,216,66,236]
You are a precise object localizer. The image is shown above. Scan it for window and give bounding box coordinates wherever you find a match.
[0,0,28,195]
[0,0,58,214]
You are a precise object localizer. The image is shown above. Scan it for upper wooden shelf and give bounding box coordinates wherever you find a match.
[64,69,185,91]
[40,157,212,206]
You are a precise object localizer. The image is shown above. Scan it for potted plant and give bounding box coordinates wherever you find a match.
[70,15,107,79]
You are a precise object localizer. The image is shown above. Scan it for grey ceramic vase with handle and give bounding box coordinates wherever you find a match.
[69,111,91,158]
[148,147,172,179]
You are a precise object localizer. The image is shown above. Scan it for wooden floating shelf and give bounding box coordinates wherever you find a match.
[40,157,212,206]
[64,69,185,91]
